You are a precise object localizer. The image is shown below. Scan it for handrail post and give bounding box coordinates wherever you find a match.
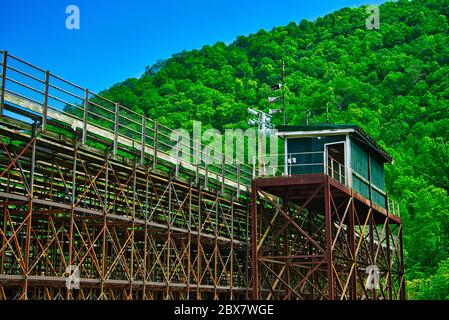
[236,163,240,198]
[42,70,50,130]
[195,162,200,185]
[113,102,119,155]
[252,156,256,178]
[221,154,225,194]
[331,158,334,178]
[204,147,209,189]
[175,130,180,177]
[0,51,8,117]
[153,122,158,171]
[140,115,146,166]
[82,88,89,145]
[346,165,348,185]
[339,163,342,184]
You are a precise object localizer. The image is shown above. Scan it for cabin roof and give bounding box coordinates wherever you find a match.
[276,124,393,163]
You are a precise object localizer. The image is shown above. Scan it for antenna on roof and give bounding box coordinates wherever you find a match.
[306,110,311,126]
[326,102,330,124]
[282,59,286,125]
[268,59,287,125]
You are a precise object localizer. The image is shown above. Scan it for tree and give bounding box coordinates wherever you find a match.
[90,0,449,299]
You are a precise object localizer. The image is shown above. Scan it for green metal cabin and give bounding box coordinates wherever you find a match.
[276,125,393,209]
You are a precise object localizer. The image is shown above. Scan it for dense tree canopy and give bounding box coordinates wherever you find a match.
[99,0,449,299]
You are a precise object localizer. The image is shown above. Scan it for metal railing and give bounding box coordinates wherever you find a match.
[257,151,348,186]
[0,50,356,192]
[388,198,401,217]
[0,50,256,192]
[326,155,347,185]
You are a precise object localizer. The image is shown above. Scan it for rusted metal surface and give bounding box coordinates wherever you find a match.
[0,51,404,300]
[0,51,253,196]
[251,175,405,300]
[0,123,251,300]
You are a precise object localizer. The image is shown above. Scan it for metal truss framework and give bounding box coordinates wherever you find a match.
[0,121,407,300]
[251,175,405,300]
[0,50,406,301]
[0,123,250,300]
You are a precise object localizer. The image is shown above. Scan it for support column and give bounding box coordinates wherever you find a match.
[67,137,78,300]
[283,197,290,299]
[251,180,259,300]
[386,216,393,299]
[129,161,137,299]
[100,153,110,299]
[399,225,406,300]
[324,176,334,300]
[196,183,202,300]
[348,195,357,300]
[0,51,7,116]
[369,211,376,300]
[22,125,37,300]
[142,166,149,300]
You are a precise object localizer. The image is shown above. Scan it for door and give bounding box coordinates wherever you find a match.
[325,142,346,184]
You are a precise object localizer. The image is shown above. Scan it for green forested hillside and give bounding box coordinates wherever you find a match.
[99,0,449,299]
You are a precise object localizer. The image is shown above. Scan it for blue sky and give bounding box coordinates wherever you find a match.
[1,0,387,93]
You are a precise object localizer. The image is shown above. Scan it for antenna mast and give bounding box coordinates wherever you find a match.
[267,60,286,125]
[282,59,286,125]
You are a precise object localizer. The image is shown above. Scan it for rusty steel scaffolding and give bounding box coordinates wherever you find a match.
[0,50,253,299]
[0,122,251,300]
[0,50,405,300]
[251,175,405,300]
